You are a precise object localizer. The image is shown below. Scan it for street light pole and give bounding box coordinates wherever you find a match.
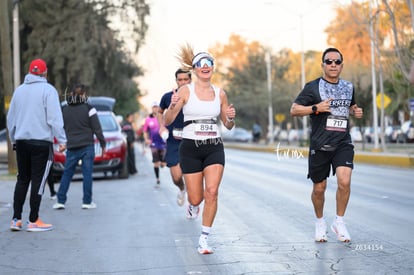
[13,0,20,89]
[265,51,274,144]
[369,0,380,150]
[7,0,20,174]
[300,14,307,142]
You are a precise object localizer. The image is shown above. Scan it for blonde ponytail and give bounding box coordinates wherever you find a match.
[176,43,195,71]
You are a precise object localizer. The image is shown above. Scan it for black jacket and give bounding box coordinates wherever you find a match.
[62,101,105,150]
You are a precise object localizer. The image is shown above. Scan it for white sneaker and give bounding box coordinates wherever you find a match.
[186,204,200,219]
[331,220,351,242]
[176,190,186,206]
[155,179,160,188]
[197,236,213,254]
[82,202,97,209]
[315,220,328,242]
[52,203,65,210]
[50,195,57,200]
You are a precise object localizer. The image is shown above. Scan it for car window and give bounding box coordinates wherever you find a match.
[98,113,119,132]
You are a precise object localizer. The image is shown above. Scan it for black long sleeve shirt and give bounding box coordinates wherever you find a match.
[62,102,106,150]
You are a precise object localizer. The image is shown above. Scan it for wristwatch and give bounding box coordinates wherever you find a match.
[312,105,319,115]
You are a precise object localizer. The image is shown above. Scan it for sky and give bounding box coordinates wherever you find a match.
[136,0,351,109]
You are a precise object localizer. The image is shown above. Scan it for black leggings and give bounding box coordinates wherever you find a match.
[13,140,52,222]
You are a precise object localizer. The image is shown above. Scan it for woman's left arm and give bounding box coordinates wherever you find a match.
[220,89,236,130]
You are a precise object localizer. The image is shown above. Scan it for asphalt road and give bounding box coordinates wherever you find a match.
[0,145,413,275]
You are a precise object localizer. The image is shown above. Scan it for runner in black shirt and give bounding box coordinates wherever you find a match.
[291,48,363,243]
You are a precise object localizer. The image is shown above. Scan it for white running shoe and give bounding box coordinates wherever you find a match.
[331,220,351,242]
[186,204,199,219]
[198,236,214,254]
[176,190,186,206]
[155,179,160,188]
[315,220,328,242]
[82,202,97,209]
[52,203,65,210]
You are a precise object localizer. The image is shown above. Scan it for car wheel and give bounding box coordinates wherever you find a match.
[118,151,129,179]
[396,134,407,144]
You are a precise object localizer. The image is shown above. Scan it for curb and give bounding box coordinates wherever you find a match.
[354,152,414,167]
[224,143,414,168]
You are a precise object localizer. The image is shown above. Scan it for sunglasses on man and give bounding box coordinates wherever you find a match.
[324,59,342,65]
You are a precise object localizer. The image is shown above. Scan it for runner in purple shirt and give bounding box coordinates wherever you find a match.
[143,102,166,186]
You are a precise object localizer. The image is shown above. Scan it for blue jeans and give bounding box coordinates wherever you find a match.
[57,145,95,204]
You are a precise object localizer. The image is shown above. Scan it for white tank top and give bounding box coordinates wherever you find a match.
[182,83,221,140]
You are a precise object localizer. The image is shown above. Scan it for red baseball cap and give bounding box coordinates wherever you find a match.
[29,58,48,75]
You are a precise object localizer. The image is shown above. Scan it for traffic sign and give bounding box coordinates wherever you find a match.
[376,93,391,109]
[275,113,285,123]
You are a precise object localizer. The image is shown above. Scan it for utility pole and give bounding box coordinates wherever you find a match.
[369,0,380,151]
[300,14,307,144]
[265,51,274,144]
[7,0,20,173]
[13,0,21,89]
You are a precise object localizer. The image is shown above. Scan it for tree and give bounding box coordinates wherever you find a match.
[16,0,150,116]
[208,34,326,136]
[325,0,414,126]
[379,0,414,119]
[209,34,262,88]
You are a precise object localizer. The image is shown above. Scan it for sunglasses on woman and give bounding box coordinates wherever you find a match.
[194,58,214,68]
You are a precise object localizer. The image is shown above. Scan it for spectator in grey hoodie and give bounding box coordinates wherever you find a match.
[7,58,67,232]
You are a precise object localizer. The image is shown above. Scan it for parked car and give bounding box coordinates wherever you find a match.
[385,125,399,143]
[363,127,374,143]
[288,129,304,142]
[51,97,128,182]
[221,127,252,143]
[275,129,288,142]
[0,128,7,163]
[350,126,363,142]
[364,126,386,143]
[394,120,414,143]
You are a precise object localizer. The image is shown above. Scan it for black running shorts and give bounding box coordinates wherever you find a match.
[150,147,166,163]
[308,142,354,183]
[179,138,225,173]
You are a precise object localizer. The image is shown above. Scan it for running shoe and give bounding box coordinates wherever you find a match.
[26,218,53,232]
[176,190,186,206]
[10,218,22,231]
[197,236,214,254]
[315,220,328,242]
[186,204,200,219]
[52,203,65,209]
[81,202,97,209]
[331,220,351,242]
[50,195,57,200]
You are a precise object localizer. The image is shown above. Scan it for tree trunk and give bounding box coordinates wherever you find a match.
[0,0,17,173]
